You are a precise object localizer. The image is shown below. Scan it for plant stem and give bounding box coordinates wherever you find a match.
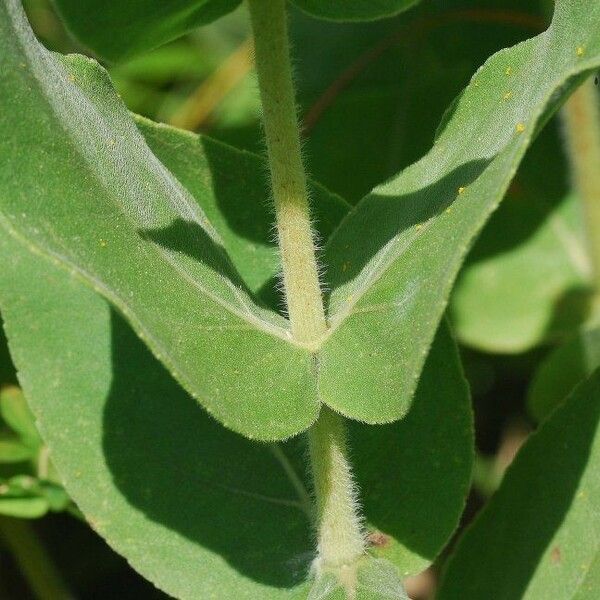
[247,0,326,347]
[0,516,71,599]
[308,407,365,568]
[247,0,365,571]
[561,76,600,289]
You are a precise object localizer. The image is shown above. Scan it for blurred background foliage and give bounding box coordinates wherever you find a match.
[2,0,594,597]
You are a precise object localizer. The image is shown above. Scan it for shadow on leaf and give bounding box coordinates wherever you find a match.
[103,310,313,589]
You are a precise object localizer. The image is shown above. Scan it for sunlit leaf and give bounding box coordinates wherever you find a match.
[0,226,472,597]
[1,0,321,441]
[318,1,600,422]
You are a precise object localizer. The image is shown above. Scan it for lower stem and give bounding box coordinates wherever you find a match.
[561,76,600,289]
[308,407,365,569]
[0,516,71,600]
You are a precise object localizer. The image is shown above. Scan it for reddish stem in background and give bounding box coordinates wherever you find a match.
[302,9,546,134]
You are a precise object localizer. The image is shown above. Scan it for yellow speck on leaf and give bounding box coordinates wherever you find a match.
[342,261,350,272]
[577,46,585,57]
[505,66,512,76]
[516,122,526,133]
[99,239,108,247]
[415,223,423,230]
[68,74,76,82]
[458,186,466,194]
[503,91,513,101]
[446,207,452,214]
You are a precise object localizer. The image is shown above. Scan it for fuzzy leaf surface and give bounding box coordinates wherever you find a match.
[438,369,600,600]
[318,1,600,423]
[135,116,350,311]
[53,0,241,62]
[0,0,326,441]
[0,232,472,598]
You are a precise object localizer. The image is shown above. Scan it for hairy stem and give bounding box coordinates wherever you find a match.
[0,517,71,600]
[561,76,600,288]
[308,407,365,568]
[247,0,326,347]
[247,0,365,571]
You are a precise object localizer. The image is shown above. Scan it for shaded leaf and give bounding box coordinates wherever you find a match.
[438,369,600,600]
[318,1,600,423]
[0,436,32,463]
[0,495,48,519]
[290,0,420,23]
[528,325,600,422]
[213,1,545,204]
[53,0,241,62]
[135,116,349,310]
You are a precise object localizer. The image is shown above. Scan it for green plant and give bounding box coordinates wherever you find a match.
[1,0,600,598]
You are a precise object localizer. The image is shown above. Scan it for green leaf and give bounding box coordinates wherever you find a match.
[318,1,600,423]
[135,116,350,310]
[0,386,42,450]
[0,436,33,463]
[290,0,420,23]
[438,369,600,600]
[1,0,323,442]
[0,230,472,597]
[53,0,241,62]
[528,325,600,422]
[0,495,48,519]
[217,1,548,205]
[451,118,593,353]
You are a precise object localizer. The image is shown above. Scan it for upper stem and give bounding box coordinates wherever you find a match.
[247,0,327,346]
[561,76,600,289]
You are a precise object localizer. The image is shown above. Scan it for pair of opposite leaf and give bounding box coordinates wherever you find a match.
[2,0,600,599]
[2,0,600,442]
[1,2,473,597]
